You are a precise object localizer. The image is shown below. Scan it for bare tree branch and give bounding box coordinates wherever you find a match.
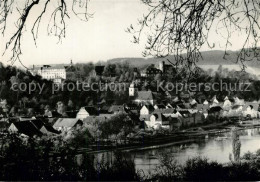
[127,0,260,77]
[0,0,92,66]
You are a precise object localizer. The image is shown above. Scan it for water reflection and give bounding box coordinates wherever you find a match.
[91,128,260,175]
[130,128,260,174]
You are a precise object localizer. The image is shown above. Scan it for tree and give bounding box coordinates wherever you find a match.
[1,0,92,65]
[230,127,241,163]
[119,74,125,83]
[67,99,74,110]
[56,101,67,117]
[128,0,260,74]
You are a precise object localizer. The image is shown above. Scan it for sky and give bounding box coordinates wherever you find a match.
[0,0,259,67]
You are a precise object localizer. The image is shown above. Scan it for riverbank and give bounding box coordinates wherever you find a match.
[81,119,260,154]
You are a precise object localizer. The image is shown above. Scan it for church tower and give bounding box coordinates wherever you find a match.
[129,83,136,96]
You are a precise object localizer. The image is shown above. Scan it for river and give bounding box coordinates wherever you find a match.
[93,127,260,175]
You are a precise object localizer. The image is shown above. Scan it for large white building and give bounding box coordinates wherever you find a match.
[29,61,75,83]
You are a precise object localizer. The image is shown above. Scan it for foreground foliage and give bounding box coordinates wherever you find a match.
[1,132,260,181]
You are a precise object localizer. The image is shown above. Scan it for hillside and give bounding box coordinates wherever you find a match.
[107,50,259,67]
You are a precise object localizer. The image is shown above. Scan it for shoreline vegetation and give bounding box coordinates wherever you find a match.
[82,119,260,154]
[1,126,260,181]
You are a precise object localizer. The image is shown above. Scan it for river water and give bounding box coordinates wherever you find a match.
[94,127,260,175]
[131,127,260,174]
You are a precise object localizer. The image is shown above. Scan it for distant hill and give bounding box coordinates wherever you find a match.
[107,50,260,78]
[107,49,259,67]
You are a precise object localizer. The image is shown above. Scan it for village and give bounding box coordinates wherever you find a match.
[0,60,259,148]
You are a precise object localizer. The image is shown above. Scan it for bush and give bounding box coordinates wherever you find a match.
[183,157,224,181]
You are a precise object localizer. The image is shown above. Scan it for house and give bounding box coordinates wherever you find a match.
[141,65,162,77]
[180,112,205,126]
[8,121,43,137]
[222,96,232,110]
[29,61,77,84]
[221,104,243,118]
[140,105,155,115]
[170,110,183,118]
[234,97,245,105]
[134,91,154,105]
[210,95,219,107]
[242,103,259,118]
[53,118,83,131]
[156,61,174,74]
[172,96,180,103]
[76,106,98,120]
[190,99,198,107]
[129,83,138,96]
[144,112,170,130]
[108,105,125,114]
[203,100,209,105]
[196,104,209,118]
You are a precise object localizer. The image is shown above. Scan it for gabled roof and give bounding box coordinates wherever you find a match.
[136,91,153,100]
[142,105,155,112]
[11,121,42,137]
[172,96,179,102]
[190,99,198,105]
[33,64,67,70]
[53,118,82,128]
[224,96,229,101]
[30,119,45,129]
[203,100,209,105]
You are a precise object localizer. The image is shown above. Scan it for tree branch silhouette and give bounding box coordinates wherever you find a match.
[127,0,260,76]
[0,0,92,66]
